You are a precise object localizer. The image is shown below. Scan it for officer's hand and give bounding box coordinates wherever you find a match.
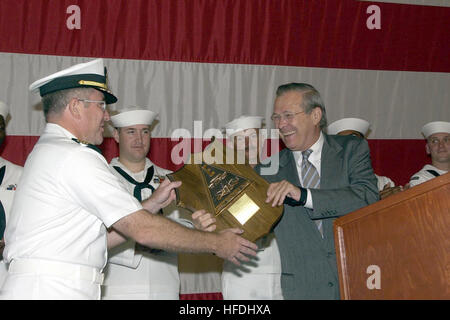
[192,210,216,232]
[142,179,182,213]
[265,180,301,207]
[214,228,258,266]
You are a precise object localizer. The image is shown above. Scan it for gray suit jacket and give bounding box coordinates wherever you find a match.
[256,133,379,299]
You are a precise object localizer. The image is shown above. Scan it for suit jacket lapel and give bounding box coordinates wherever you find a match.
[320,134,344,190]
[318,134,344,268]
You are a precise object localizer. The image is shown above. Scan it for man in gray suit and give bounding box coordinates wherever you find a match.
[259,83,379,299]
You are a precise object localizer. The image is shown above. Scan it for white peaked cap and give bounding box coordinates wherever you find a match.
[223,115,264,136]
[327,118,370,136]
[421,121,450,138]
[0,101,9,120]
[110,108,158,128]
[29,58,117,104]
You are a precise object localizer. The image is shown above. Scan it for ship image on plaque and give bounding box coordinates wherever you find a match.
[167,139,282,242]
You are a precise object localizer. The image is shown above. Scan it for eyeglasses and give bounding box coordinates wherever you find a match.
[78,99,107,111]
[271,111,305,123]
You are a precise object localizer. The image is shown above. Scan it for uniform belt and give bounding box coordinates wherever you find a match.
[9,259,104,285]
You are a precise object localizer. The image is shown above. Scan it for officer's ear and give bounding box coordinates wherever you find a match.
[67,98,82,120]
[113,128,120,143]
[425,142,431,155]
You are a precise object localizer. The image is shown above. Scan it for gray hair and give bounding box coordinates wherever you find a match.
[275,83,328,129]
[41,87,94,120]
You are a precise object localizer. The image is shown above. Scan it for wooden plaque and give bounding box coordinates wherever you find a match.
[167,139,282,242]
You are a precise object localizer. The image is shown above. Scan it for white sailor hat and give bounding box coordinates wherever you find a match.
[421,121,450,138]
[110,107,158,128]
[29,58,117,104]
[223,115,264,136]
[0,101,9,120]
[327,118,370,136]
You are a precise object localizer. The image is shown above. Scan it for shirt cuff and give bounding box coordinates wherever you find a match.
[304,188,313,209]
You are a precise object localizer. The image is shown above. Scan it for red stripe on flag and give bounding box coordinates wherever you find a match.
[0,0,448,71]
[1,136,430,187]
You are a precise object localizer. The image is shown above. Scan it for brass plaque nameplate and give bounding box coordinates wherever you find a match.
[227,193,260,225]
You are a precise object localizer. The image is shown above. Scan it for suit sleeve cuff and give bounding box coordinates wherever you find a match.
[283,186,308,207]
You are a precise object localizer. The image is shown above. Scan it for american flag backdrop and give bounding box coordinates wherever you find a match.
[0,0,449,299]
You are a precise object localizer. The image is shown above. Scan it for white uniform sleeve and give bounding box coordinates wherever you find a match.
[60,148,143,227]
[163,202,194,229]
[376,175,395,191]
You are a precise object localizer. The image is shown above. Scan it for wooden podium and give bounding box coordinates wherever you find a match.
[334,173,450,299]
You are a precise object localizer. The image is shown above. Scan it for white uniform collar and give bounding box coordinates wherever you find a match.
[45,123,78,141]
[423,164,448,174]
[110,157,154,177]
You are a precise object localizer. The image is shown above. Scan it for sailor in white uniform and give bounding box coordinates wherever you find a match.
[0,59,257,300]
[0,101,23,288]
[102,108,193,300]
[0,102,23,193]
[195,115,284,300]
[409,121,449,187]
[327,118,396,191]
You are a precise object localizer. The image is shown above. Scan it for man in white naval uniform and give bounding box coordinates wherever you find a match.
[102,108,193,300]
[0,59,257,300]
[327,118,399,198]
[0,101,23,288]
[409,121,449,187]
[194,115,284,300]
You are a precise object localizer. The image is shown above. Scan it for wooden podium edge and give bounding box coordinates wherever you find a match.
[335,225,351,300]
[335,172,449,226]
[333,172,449,300]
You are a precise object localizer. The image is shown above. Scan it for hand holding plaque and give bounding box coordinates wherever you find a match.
[167,139,282,242]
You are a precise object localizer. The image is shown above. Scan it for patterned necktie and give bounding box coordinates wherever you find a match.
[301,149,323,238]
[113,166,155,202]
